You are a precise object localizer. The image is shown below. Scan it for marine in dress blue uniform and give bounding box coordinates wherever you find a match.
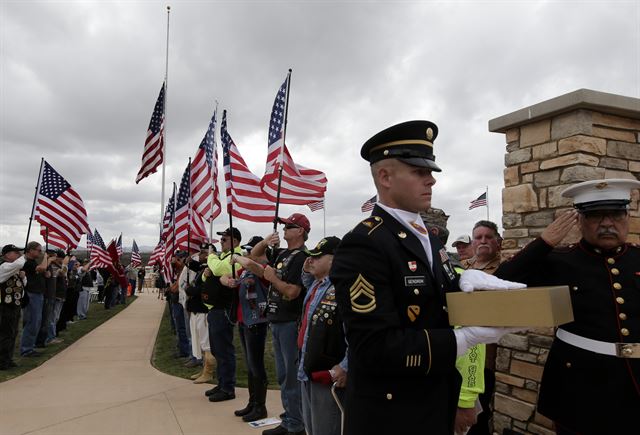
[495,179,640,434]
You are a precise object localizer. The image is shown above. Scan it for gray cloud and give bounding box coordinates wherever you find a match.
[1,1,638,251]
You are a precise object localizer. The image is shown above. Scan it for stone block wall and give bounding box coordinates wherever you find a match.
[489,91,640,435]
[501,110,640,261]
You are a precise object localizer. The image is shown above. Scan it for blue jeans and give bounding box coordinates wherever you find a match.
[238,322,268,382]
[171,302,190,357]
[20,292,44,355]
[208,308,236,393]
[301,380,344,435]
[271,321,304,432]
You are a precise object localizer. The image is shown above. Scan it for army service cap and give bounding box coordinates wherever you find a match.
[360,120,441,172]
[562,178,640,212]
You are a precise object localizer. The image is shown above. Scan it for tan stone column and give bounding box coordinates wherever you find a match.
[487,89,640,435]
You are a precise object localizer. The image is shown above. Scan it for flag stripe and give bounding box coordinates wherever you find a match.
[136,83,165,184]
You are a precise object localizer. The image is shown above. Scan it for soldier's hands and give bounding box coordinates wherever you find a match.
[541,210,578,247]
[263,265,277,283]
[330,365,347,388]
[455,407,478,435]
[459,269,526,292]
[454,327,527,356]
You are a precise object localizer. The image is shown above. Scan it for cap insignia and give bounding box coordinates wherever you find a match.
[426,128,434,140]
[595,182,608,189]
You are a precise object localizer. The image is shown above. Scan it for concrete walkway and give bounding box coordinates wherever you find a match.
[0,292,283,435]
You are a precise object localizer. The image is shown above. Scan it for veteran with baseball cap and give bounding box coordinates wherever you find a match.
[360,120,441,171]
[307,236,341,257]
[277,213,311,233]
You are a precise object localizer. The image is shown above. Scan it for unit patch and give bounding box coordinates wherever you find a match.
[349,274,376,314]
[408,261,417,272]
[407,305,420,322]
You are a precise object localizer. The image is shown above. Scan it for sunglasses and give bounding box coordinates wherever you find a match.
[284,224,301,230]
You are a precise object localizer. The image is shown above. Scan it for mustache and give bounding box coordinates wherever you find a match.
[597,229,619,237]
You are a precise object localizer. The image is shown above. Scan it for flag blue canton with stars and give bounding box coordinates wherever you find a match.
[268,77,287,146]
[40,161,71,199]
[200,111,215,168]
[149,84,165,135]
[221,110,232,165]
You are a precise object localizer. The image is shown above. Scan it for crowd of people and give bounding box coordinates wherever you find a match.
[2,119,638,435]
[0,243,141,371]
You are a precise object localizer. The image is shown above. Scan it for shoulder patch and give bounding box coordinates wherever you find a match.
[354,216,383,235]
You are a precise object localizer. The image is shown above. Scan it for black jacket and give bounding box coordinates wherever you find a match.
[495,238,640,434]
[330,205,461,435]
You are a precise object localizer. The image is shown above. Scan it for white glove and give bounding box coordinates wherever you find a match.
[453,326,526,356]
[458,269,526,293]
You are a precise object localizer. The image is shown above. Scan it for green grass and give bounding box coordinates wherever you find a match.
[0,296,137,383]
[151,304,279,389]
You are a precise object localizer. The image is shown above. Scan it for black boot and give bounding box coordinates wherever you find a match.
[235,374,256,416]
[243,379,268,422]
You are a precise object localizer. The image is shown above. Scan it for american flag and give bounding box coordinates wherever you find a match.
[131,239,141,267]
[35,161,90,250]
[116,233,123,257]
[136,82,165,184]
[469,192,488,210]
[222,110,276,223]
[174,163,208,253]
[148,240,164,267]
[307,200,324,212]
[86,231,94,253]
[260,73,327,205]
[191,108,221,222]
[90,229,113,270]
[360,195,377,213]
[40,228,70,251]
[161,190,176,241]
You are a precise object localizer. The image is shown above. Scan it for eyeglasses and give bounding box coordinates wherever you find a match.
[284,224,300,230]
[581,210,628,224]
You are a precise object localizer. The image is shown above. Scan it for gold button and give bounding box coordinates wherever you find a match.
[607,258,615,264]
[565,362,572,368]
[621,328,630,336]
[613,283,622,290]
[386,393,393,400]
[611,268,620,275]
[571,286,578,291]
[616,297,625,304]
[414,289,419,295]
[619,313,627,321]
[383,150,389,156]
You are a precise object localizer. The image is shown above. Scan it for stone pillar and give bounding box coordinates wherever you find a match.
[488,89,640,435]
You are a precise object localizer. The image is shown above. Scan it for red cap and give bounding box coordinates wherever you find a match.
[278,213,311,233]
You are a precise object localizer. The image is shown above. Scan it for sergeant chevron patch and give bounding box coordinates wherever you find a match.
[349,274,376,313]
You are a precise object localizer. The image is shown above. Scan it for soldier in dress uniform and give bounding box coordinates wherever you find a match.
[330,120,522,435]
[495,178,640,435]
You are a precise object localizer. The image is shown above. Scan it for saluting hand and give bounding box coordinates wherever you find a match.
[541,210,578,247]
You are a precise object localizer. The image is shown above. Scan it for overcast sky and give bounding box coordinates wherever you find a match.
[1,0,639,252]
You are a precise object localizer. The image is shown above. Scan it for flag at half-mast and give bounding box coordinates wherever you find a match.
[469,192,488,210]
[222,110,276,223]
[136,82,165,184]
[131,240,141,267]
[35,161,90,250]
[191,108,221,221]
[260,74,327,205]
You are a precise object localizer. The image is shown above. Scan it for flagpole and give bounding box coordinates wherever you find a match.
[171,182,177,256]
[486,185,489,221]
[160,5,170,231]
[25,157,45,247]
[323,202,326,238]
[209,101,218,241]
[223,112,237,279]
[272,69,292,233]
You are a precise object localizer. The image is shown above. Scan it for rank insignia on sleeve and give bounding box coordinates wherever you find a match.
[349,274,376,314]
[407,305,420,322]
